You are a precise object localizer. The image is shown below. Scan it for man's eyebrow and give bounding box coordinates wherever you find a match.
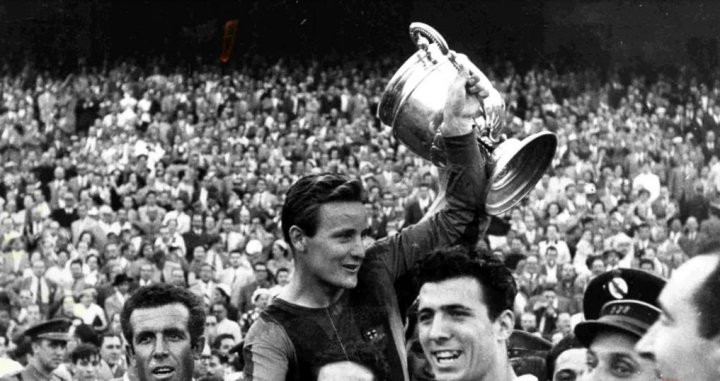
[135,327,187,338]
[330,228,355,237]
[440,304,473,313]
[609,352,639,364]
[164,327,187,336]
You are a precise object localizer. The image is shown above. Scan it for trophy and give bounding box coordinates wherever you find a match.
[378,22,557,215]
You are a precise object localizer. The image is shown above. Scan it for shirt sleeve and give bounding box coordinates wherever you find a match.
[372,131,489,281]
[242,316,295,381]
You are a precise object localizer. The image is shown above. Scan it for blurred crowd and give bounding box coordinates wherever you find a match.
[1,55,720,379]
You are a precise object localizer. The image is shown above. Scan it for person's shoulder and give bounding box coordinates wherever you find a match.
[244,310,291,347]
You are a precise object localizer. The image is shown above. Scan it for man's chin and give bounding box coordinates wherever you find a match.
[327,274,359,289]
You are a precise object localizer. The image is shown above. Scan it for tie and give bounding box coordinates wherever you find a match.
[36,277,48,304]
[35,278,42,304]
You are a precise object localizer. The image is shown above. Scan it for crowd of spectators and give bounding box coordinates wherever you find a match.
[1,54,720,379]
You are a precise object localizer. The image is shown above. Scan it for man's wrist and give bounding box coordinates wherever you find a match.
[440,117,474,138]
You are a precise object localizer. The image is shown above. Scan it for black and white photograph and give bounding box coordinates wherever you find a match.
[0,1,719,380]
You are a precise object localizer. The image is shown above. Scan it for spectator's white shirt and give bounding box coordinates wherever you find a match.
[45,265,73,291]
[709,162,720,193]
[162,211,191,234]
[138,98,152,113]
[118,107,137,128]
[99,220,121,237]
[219,259,254,285]
[120,94,138,110]
[538,239,572,265]
[223,231,245,253]
[102,113,117,128]
[74,303,107,326]
[573,240,594,276]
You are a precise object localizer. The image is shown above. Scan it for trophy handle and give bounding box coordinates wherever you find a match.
[409,22,500,144]
[409,22,450,55]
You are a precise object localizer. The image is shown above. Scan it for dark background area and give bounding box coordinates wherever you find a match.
[1,0,719,75]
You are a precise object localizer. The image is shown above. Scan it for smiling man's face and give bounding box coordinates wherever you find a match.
[129,303,200,381]
[296,201,368,290]
[417,277,502,381]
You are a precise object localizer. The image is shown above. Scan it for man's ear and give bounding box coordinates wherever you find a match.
[494,310,515,342]
[192,336,206,356]
[288,226,306,253]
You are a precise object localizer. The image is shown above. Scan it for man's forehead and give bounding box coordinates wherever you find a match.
[418,277,484,309]
[662,254,718,306]
[316,202,366,228]
[129,303,190,331]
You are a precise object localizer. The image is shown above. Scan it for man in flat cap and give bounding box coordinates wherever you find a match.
[21,319,73,381]
[507,330,552,381]
[574,268,665,380]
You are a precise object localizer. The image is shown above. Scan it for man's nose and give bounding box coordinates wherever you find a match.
[427,315,450,342]
[351,235,366,259]
[152,337,169,358]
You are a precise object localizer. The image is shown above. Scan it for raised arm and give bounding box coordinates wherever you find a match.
[374,73,494,280]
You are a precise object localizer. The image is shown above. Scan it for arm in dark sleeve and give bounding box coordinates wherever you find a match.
[243,317,294,381]
[374,131,489,280]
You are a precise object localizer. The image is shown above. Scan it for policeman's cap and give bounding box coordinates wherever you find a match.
[25,319,72,342]
[575,300,660,347]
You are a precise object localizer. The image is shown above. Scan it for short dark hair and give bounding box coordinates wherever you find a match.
[120,284,205,350]
[415,246,517,320]
[212,333,235,350]
[639,258,655,270]
[693,255,720,338]
[281,173,362,251]
[71,343,100,364]
[99,332,122,348]
[545,334,584,380]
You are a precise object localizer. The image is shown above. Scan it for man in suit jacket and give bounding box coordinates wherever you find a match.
[365,203,388,240]
[679,216,705,258]
[517,255,546,299]
[69,164,91,198]
[520,213,543,246]
[668,160,697,201]
[50,193,79,229]
[236,261,274,314]
[103,274,132,321]
[403,183,433,228]
[700,203,720,240]
[3,237,30,276]
[47,166,68,210]
[189,263,218,305]
[702,130,720,164]
[18,259,60,318]
[250,179,278,214]
[527,285,576,341]
[650,186,673,221]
